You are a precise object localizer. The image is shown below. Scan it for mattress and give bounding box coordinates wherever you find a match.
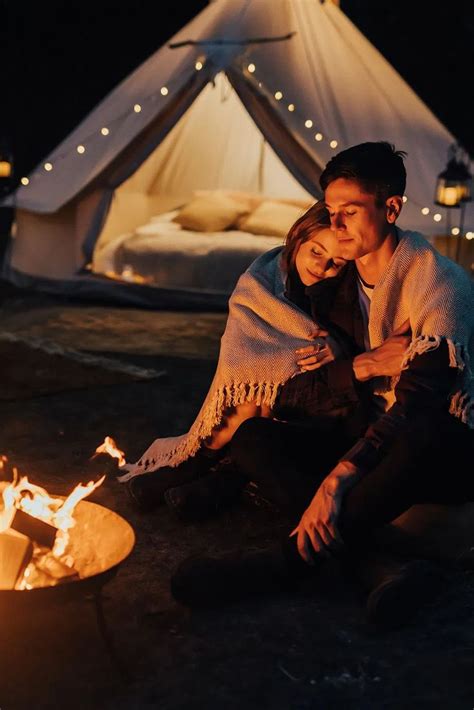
[92,210,283,293]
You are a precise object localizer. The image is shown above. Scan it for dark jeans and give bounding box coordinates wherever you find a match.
[230,409,474,541]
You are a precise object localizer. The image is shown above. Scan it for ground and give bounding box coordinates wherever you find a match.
[0,279,473,710]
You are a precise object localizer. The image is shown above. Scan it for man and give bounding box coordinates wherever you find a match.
[170,143,474,627]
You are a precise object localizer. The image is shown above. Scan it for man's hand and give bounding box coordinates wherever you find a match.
[353,319,411,382]
[290,461,358,563]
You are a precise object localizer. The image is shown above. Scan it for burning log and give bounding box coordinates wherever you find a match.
[10,507,57,548]
[91,437,126,478]
[0,529,33,589]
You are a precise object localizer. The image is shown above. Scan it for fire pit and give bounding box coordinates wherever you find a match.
[0,497,135,606]
[0,456,135,675]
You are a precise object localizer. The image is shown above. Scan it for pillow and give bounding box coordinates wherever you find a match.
[173,194,250,232]
[193,189,264,212]
[237,200,306,238]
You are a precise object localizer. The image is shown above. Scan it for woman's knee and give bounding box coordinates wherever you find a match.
[230,417,282,473]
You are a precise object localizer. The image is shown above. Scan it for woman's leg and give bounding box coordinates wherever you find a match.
[129,402,271,513]
[230,416,356,515]
[204,401,271,450]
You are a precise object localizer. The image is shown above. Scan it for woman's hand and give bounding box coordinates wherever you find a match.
[290,461,358,563]
[295,328,342,372]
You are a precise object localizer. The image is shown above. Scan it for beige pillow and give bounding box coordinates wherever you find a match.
[173,194,249,232]
[193,189,264,212]
[237,200,306,238]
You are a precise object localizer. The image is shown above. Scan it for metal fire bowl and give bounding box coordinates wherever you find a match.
[0,499,135,608]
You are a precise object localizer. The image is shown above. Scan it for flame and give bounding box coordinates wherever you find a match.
[0,457,105,585]
[94,436,126,467]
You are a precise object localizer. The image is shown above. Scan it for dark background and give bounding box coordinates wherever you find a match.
[1,0,473,184]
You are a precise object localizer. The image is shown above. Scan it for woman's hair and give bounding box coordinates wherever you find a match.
[281,201,331,274]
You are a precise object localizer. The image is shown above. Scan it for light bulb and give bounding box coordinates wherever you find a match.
[160,87,169,96]
[451,227,460,236]
[76,145,85,154]
[247,63,256,73]
[314,133,323,141]
[21,177,29,186]
[330,140,338,149]
[421,207,430,215]
[402,195,408,203]
[195,61,203,71]
[288,104,295,112]
[101,127,110,136]
[433,213,442,222]
[274,91,283,100]
[134,104,142,113]
[305,120,313,128]
[466,232,474,240]
[44,162,53,171]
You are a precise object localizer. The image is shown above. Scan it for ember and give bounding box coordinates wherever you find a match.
[0,457,104,591]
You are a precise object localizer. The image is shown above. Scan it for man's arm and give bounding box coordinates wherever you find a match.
[293,339,458,561]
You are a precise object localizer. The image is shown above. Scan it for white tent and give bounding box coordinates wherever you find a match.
[3,0,471,307]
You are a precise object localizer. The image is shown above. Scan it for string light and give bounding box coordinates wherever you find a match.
[402,195,408,203]
[18,56,467,234]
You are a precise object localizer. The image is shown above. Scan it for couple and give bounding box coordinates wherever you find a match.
[120,142,474,628]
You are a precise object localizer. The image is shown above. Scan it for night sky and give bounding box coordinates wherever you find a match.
[2,0,473,183]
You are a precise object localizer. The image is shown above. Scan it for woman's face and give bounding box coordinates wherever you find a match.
[295,227,347,286]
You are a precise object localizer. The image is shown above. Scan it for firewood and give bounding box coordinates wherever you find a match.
[0,529,33,589]
[10,508,57,548]
[89,452,120,477]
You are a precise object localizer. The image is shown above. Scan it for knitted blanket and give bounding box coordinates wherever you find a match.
[118,247,319,481]
[370,229,474,425]
[118,231,474,482]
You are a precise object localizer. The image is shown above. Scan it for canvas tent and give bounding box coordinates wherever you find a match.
[2,0,471,308]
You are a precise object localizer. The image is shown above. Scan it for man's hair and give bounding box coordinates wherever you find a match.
[281,201,331,274]
[320,141,407,205]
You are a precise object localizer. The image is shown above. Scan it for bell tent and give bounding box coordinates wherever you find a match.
[2,0,470,308]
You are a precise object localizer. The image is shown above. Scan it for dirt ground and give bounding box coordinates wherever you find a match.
[0,280,473,710]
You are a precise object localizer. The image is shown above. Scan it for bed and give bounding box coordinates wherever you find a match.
[91,192,310,295]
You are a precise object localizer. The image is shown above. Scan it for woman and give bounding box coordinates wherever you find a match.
[121,202,374,518]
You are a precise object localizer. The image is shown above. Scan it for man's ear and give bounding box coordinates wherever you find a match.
[385,196,403,223]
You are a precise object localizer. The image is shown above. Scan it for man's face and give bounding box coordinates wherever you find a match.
[324,178,394,261]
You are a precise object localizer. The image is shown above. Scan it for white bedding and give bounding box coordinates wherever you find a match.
[92,211,283,293]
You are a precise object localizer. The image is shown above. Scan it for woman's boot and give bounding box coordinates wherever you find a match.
[127,446,224,513]
[164,461,246,521]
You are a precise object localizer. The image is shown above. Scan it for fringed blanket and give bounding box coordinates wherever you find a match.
[118,231,474,482]
[118,247,319,481]
[369,229,474,425]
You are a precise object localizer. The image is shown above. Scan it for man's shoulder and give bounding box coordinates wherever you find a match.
[397,229,469,281]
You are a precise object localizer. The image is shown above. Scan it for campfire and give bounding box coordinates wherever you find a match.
[0,440,133,593]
